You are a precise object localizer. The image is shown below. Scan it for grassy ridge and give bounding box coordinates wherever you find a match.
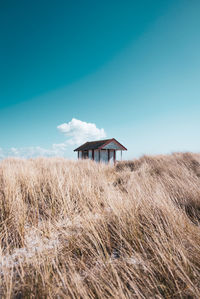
[0,153,200,298]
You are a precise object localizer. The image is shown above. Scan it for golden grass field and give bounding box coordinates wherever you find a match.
[0,153,200,298]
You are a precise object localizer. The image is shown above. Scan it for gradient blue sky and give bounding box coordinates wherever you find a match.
[0,0,200,159]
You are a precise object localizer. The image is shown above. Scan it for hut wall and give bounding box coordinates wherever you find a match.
[94,150,99,162]
[100,150,108,163]
[109,150,114,164]
[88,150,92,159]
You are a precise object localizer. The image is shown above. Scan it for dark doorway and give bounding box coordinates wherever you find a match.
[83,151,88,159]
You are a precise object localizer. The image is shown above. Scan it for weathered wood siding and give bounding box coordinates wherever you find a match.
[94,150,99,162]
[88,150,92,159]
[109,150,114,164]
[103,141,123,150]
[100,150,108,163]
[78,148,117,163]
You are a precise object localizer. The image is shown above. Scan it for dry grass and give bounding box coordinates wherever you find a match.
[0,153,200,298]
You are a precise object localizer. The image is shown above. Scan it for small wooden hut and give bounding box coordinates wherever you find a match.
[74,138,127,164]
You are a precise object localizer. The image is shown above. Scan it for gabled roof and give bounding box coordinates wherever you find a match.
[74,138,127,151]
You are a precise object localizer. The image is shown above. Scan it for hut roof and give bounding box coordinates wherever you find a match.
[74,138,127,151]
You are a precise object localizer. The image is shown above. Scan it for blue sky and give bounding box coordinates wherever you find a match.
[0,0,200,159]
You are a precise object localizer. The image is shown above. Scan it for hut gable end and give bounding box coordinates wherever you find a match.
[102,141,124,150]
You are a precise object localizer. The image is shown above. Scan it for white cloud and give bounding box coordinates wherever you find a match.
[57,118,106,145]
[52,143,68,152]
[0,119,106,159]
[0,145,68,160]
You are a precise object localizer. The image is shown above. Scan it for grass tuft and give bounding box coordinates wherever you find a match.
[0,153,200,298]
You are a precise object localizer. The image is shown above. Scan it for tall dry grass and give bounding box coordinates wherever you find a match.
[0,153,200,298]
